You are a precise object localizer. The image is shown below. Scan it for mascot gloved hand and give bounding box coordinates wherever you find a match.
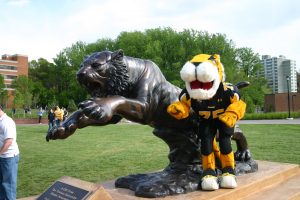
[167,54,246,191]
[219,95,246,127]
[167,101,190,120]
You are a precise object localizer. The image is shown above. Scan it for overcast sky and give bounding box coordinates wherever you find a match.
[1,0,299,70]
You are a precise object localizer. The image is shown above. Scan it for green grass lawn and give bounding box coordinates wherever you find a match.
[17,124,300,198]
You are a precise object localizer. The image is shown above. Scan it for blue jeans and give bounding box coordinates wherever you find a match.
[48,121,55,132]
[0,155,19,200]
[55,119,61,127]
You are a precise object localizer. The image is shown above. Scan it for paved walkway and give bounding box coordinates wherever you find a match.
[238,118,300,125]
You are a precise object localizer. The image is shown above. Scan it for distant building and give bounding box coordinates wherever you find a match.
[0,54,28,108]
[260,55,297,94]
[265,93,300,112]
[297,72,300,92]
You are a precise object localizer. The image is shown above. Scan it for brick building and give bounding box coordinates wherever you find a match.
[0,54,28,108]
[265,93,300,112]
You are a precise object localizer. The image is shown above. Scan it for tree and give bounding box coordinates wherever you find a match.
[144,28,186,86]
[54,43,88,106]
[239,77,269,112]
[234,47,268,112]
[29,42,89,108]
[27,27,267,113]
[115,31,149,59]
[11,76,33,108]
[29,58,57,107]
[67,99,77,112]
[235,47,263,78]
[0,75,8,107]
[86,38,115,53]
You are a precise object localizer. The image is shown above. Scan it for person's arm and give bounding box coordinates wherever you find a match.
[0,138,13,155]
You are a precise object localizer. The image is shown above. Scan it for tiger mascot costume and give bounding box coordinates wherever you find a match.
[167,54,246,191]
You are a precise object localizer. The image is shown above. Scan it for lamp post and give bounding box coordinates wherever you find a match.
[286,76,291,119]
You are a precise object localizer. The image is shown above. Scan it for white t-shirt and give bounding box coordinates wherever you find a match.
[0,113,19,158]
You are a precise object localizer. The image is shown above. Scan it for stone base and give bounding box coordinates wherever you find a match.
[18,161,300,200]
[101,160,300,200]
[114,159,257,198]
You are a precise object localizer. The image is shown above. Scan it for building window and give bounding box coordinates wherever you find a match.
[0,65,18,71]
[4,75,17,80]
[4,84,14,90]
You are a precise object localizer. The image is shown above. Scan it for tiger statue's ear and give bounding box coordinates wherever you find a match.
[111,49,124,61]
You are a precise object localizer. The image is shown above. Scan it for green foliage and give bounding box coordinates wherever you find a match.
[29,48,88,108]
[116,31,149,58]
[67,99,78,112]
[53,49,86,107]
[235,47,263,78]
[0,75,8,107]
[233,48,268,112]
[244,111,300,120]
[27,27,266,113]
[86,38,115,54]
[240,77,269,112]
[17,124,299,198]
[29,58,57,107]
[11,76,33,108]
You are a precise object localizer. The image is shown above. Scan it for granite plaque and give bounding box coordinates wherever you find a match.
[37,180,91,200]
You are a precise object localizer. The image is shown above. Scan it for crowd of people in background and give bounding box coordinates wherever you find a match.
[10,106,69,130]
[47,106,68,131]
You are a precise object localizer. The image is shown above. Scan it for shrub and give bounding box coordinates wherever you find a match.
[244,111,300,120]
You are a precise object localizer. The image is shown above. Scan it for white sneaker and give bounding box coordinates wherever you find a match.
[201,175,219,191]
[220,173,237,189]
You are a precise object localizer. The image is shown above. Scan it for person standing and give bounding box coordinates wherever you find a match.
[54,106,63,126]
[38,108,43,124]
[47,109,55,131]
[0,105,20,200]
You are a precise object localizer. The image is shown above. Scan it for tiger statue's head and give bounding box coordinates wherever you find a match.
[76,49,130,98]
[180,54,225,100]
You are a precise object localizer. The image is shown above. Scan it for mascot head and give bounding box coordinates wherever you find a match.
[180,54,225,100]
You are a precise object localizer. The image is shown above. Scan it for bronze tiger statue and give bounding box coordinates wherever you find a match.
[46,49,257,198]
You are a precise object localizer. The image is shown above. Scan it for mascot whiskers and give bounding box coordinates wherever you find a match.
[167,54,246,191]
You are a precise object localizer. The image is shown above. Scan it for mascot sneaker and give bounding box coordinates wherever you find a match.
[201,169,219,191]
[220,173,237,189]
[201,175,219,190]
